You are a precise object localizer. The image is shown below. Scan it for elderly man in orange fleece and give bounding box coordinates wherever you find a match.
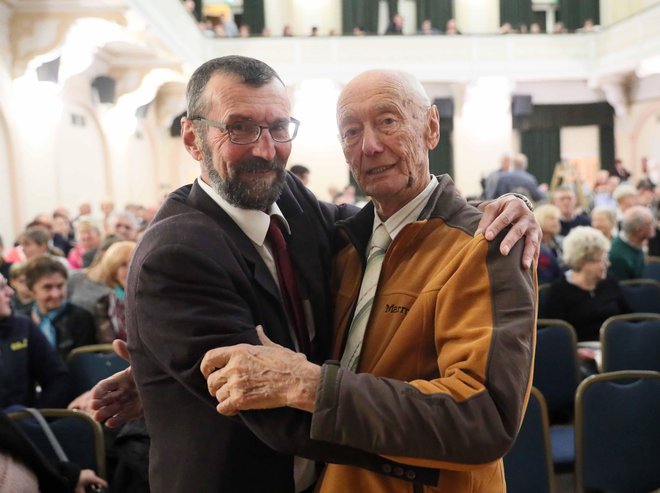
[202,69,537,493]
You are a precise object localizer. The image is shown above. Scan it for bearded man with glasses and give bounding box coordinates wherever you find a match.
[101,56,540,493]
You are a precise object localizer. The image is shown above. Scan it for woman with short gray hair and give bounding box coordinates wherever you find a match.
[544,226,630,341]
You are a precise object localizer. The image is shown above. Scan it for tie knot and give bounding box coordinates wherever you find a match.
[370,224,391,252]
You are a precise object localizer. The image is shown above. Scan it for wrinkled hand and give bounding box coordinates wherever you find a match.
[475,195,541,269]
[67,390,94,414]
[200,326,321,416]
[90,339,143,428]
[74,469,108,493]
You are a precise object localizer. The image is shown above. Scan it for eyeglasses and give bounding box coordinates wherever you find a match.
[191,117,300,145]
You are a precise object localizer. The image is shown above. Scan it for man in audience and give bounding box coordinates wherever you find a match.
[385,13,404,34]
[483,152,512,199]
[0,273,75,411]
[106,211,139,241]
[202,68,537,493]
[590,205,617,241]
[92,56,540,493]
[24,256,96,359]
[609,205,656,280]
[493,152,546,202]
[289,164,310,186]
[553,185,591,236]
[612,182,638,224]
[636,178,658,215]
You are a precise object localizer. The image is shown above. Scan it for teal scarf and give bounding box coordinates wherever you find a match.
[114,286,125,302]
[32,302,68,347]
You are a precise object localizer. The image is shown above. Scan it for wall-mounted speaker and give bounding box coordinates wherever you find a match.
[512,95,533,117]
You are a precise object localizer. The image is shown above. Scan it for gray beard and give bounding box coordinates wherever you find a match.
[202,152,286,211]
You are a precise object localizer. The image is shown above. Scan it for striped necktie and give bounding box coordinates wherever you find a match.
[340,224,391,371]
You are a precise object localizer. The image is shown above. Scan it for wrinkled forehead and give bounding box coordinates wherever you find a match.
[337,70,429,120]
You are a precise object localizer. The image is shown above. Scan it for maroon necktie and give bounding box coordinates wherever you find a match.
[267,217,310,356]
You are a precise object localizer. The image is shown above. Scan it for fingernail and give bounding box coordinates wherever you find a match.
[501,245,510,255]
[475,228,483,236]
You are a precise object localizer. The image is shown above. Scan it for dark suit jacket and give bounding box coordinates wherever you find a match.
[127,174,377,492]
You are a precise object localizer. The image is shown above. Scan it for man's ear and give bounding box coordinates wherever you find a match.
[181,117,203,161]
[425,105,440,151]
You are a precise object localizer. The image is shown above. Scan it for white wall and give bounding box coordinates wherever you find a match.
[560,125,599,185]
[455,0,499,34]
[615,98,660,182]
[0,105,14,246]
[290,0,341,36]
[55,104,108,211]
[453,77,513,197]
[600,0,660,27]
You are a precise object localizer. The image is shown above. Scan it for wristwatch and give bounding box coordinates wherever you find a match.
[505,193,535,212]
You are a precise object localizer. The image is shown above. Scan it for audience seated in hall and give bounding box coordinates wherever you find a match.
[1,272,75,411]
[612,182,638,225]
[609,206,656,281]
[93,241,136,342]
[544,226,631,342]
[66,218,101,270]
[535,204,564,284]
[52,212,75,257]
[483,152,512,200]
[492,153,547,203]
[418,19,440,35]
[106,210,139,241]
[591,170,619,209]
[385,12,404,35]
[590,206,617,241]
[24,256,96,360]
[8,263,34,317]
[67,236,120,317]
[553,185,591,236]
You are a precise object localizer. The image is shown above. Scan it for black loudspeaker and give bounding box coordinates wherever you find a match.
[91,76,116,104]
[512,95,533,117]
[433,98,454,119]
[36,57,60,83]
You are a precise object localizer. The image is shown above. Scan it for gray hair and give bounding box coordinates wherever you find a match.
[612,183,637,202]
[534,204,560,228]
[591,206,616,225]
[562,226,610,270]
[186,56,284,119]
[621,206,654,236]
[513,153,528,170]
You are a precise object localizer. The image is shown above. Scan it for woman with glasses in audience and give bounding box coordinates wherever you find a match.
[544,226,631,341]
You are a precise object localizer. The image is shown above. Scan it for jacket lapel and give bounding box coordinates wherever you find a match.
[186,181,283,312]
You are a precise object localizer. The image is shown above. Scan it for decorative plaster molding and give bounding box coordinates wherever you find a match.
[10,10,126,78]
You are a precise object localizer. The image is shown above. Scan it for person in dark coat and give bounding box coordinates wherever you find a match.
[1,273,75,410]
